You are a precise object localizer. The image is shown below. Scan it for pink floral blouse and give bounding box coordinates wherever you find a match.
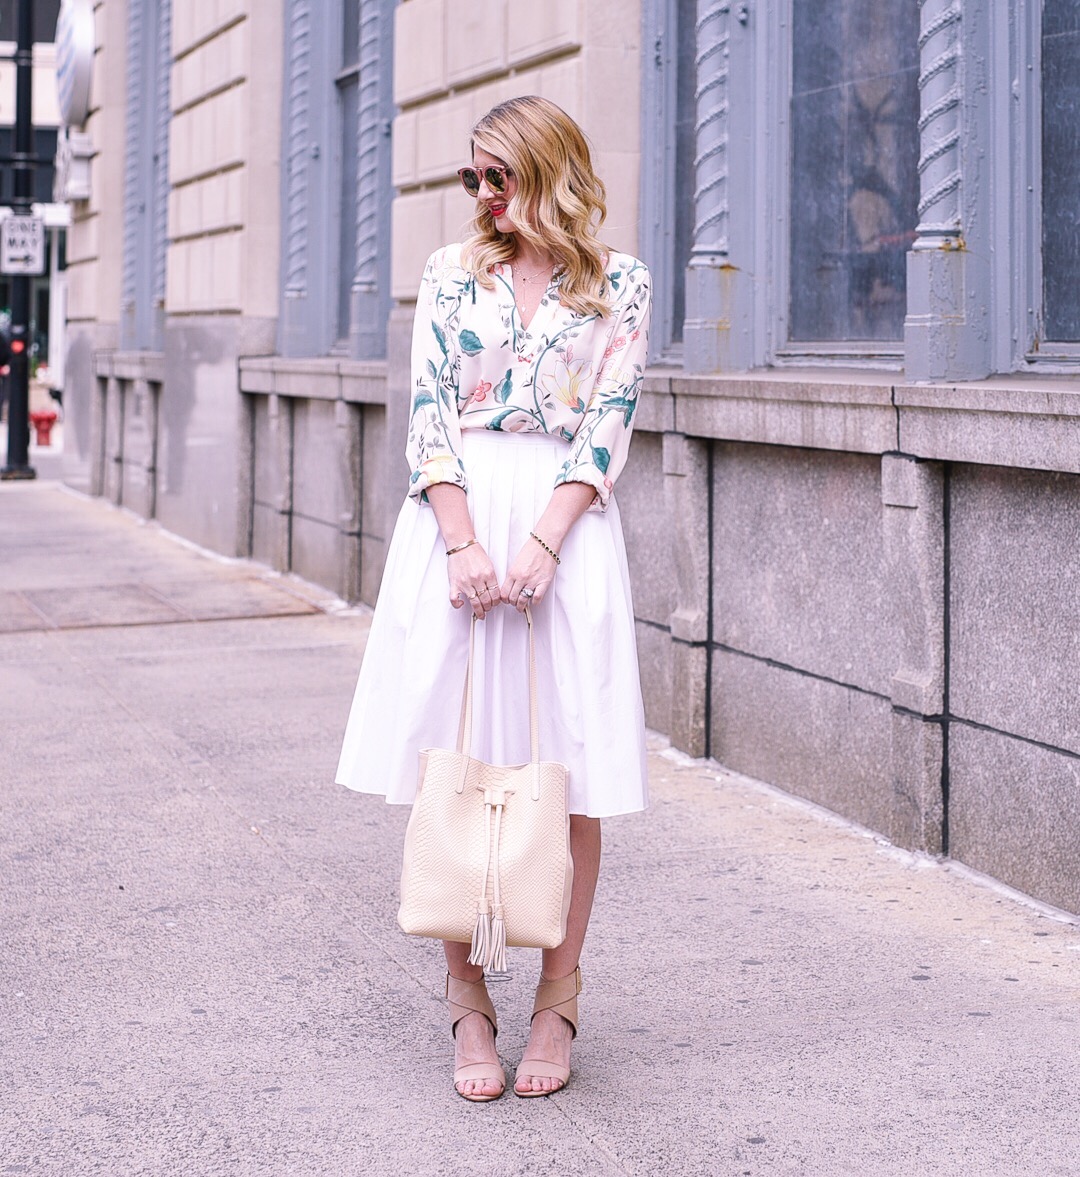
[406,243,652,511]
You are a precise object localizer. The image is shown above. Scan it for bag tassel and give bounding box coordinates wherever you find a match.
[468,797,495,968]
[468,898,491,967]
[488,803,507,972]
[489,903,507,973]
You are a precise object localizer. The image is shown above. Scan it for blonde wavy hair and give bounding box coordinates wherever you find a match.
[461,96,610,318]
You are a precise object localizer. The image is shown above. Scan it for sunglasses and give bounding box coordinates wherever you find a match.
[457,165,511,197]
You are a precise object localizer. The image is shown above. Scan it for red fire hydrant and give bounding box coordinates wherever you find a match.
[29,409,58,446]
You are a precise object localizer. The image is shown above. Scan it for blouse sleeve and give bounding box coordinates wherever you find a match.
[554,264,652,511]
[405,248,467,502]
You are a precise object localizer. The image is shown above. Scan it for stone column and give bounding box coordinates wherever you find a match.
[663,433,712,756]
[882,454,945,853]
[266,392,294,573]
[684,0,753,373]
[124,376,159,520]
[335,399,363,603]
[104,375,125,506]
[904,0,991,381]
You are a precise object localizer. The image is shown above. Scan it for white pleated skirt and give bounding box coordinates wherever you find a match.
[335,429,648,818]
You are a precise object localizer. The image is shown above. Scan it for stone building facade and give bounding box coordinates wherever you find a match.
[60,0,1080,913]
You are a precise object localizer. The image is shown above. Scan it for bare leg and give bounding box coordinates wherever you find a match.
[515,814,601,1094]
[444,941,503,1099]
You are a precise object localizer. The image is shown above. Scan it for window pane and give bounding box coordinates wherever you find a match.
[337,77,359,343]
[0,0,61,42]
[1042,0,1080,342]
[342,0,360,70]
[789,2,919,343]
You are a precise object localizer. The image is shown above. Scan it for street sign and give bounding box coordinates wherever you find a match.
[1,215,46,275]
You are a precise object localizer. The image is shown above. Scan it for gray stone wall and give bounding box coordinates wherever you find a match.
[616,372,1079,913]
[90,336,1080,916]
[238,357,395,603]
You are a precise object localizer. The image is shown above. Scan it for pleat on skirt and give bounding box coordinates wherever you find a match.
[335,429,648,818]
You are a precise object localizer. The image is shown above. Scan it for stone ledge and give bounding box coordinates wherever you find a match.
[641,367,1080,473]
[238,357,389,406]
[93,351,166,384]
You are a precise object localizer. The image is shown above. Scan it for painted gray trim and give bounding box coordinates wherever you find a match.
[914,0,963,239]
[690,0,731,261]
[279,0,317,355]
[120,0,142,345]
[758,0,786,365]
[638,0,677,360]
[349,0,394,360]
[683,0,733,373]
[151,0,171,350]
[904,0,993,380]
[279,0,338,357]
[120,0,169,353]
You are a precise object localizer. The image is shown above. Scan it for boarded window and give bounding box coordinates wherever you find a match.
[1042,0,1080,342]
[789,2,919,343]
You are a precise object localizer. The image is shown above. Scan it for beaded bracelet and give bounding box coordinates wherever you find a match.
[529,531,562,565]
[445,538,478,557]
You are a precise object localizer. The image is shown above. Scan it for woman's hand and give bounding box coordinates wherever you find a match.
[502,538,557,613]
[425,483,502,620]
[448,543,502,619]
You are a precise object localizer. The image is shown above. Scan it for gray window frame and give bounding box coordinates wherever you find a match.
[639,0,679,364]
[278,0,394,361]
[649,0,1080,377]
[1027,0,1080,365]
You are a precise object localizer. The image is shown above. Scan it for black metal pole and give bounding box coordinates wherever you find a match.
[2,0,35,479]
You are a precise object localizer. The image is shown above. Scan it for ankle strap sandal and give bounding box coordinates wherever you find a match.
[446,973,505,1103]
[514,967,582,1098]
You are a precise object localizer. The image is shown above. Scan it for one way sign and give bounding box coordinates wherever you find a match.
[1,215,45,275]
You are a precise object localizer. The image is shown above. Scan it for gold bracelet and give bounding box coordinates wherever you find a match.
[445,538,478,557]
[529,531,561,565]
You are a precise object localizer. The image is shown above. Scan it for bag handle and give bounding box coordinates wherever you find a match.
[455,605,540,767]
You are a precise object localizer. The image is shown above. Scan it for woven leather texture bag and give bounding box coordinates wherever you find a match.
[398,608,573,970]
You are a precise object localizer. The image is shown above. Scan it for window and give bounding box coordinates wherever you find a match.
[280,0,393,359]
[1041,0,1080,343]
[789,2,919,344]
[0,0,60,42]
[639,0,696,359]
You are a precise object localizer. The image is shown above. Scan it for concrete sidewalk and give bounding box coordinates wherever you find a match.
[2,482,1078,1177]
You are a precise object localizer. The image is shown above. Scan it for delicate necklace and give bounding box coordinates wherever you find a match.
[513,260,554,322]
[513,261,553,284]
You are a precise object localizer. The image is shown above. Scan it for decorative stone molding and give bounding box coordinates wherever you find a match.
[690,0,731,264]
[283,0,312,303]
[914,0,963,240]
[353,1,381,308]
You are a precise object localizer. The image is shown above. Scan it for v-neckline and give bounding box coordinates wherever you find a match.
[504,262,558,345]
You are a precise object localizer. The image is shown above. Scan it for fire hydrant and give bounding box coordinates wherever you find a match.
[29,409,58,446]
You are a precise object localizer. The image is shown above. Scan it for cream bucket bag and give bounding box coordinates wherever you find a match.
[397,608,573,970]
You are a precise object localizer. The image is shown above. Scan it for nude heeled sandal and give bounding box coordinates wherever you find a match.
[446,973,506,1103]
[513,967,582,1098]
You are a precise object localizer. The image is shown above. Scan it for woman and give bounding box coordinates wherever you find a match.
[336,95,651,1101]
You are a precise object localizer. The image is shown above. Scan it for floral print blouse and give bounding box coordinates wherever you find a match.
[406,243,652,511]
